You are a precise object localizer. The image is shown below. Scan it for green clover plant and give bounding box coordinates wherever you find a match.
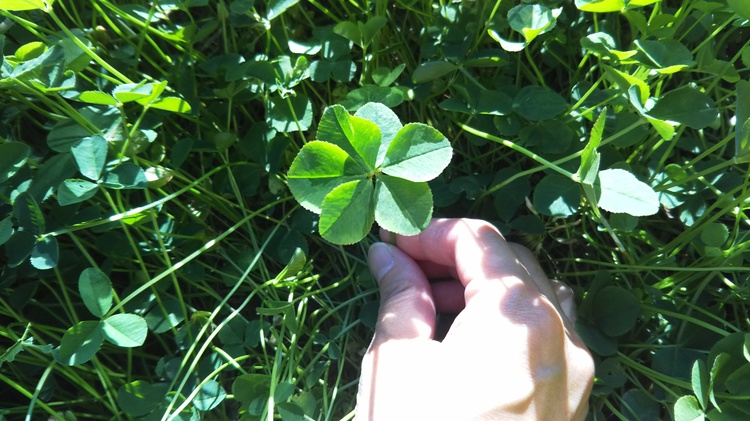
[287,103,452,244]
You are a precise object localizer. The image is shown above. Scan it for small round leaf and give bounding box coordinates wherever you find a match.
[57,320,104,366]
[78,268,113,318]
[592,286,641,337]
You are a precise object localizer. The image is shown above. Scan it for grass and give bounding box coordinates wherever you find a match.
[1,0,750,420]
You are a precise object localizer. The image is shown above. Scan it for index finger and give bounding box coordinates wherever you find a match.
[383,218,530,291]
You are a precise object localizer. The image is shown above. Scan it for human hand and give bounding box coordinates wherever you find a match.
[355,219,594,420]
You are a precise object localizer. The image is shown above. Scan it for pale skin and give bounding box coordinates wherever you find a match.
[355,218,595,420]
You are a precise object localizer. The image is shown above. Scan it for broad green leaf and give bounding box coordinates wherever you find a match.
[674,396,704,421]
[78,91,118,105]
[267,0,299,20]
[278,402,305,420]
[0,0,47,11]
[193,380,226,412]
[518,119,573,154]
[233,374,272,403]
[375,175,432,236]
[145,96,192,113]
[362,16,387,47]
[597,168,659,217]
[58,178,98,206]
[102,313,147,347]
[287,141,364,213]
[354,102,403,166]
[71,135,107,181]
[513,86,567,121]
[316,104,381,171]
[333,21,361,45]
[646,116,676,141]
[5,230,36,268]
[79,268,113,318]
[725,363,750,395]
[102,162,148,189]
[28,153,77,203]
[412,60,458,83]
[709,352,732,408]
[112,83,152,103]
[728,0,750,20]
[692,359,709,410]
[648,87,718,129]
[381,123,452,182]
[117,381,166,417]
[319,180,375,245]
[508,4,561,43]
[592,286,640,336]
[57,320,104,366]
[634,39,695,74]
[577,108,606,185]
[735,80,750,160]
[0,217,12,246]
[13,191,45,235]
[0,142,30,183]
[47,107,122,153]
[575,0,625,12]
[532,174,580,217]
[144,297,185,334]
[488,29,527,52]
[30,236,58,270]
[701,223,728,248]
[268,94,313,133]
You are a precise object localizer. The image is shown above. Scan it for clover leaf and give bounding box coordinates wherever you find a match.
[287,103,452,244]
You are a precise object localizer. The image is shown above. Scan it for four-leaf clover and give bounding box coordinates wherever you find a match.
[287,103,452,244]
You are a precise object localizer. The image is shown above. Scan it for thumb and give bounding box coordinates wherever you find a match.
[368,242,436,344]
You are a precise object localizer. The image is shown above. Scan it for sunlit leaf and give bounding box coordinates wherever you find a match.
[375,175,432,236]
[0,0,47,11]
[318,180,374,245]
[316,104,381,171]
[71,135,107,181]
[193,380,226,412]
[648,87,718,129]
[597,169,659,217]
[287,141,364,214]
[674,396,704,421]
[102,313,147,347]
[533,174,580,217]
[381,123,452,182]
[79,268,113,318]
[575,0,625,13]
[57,320,104,366]
[30,236,58,270]
[507,4,561,43]
[79,91,117,105]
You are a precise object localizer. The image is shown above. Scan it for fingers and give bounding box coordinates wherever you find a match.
[367,243,436,345]
[383,219,535,307]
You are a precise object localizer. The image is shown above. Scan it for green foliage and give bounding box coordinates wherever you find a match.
[1,0,749,419]
[288,103,452,244]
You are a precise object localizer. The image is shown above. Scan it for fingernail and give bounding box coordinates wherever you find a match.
[368,243,394,283]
